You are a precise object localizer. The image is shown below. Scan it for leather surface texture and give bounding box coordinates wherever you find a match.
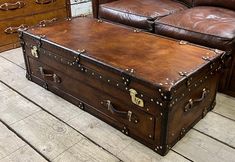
[155,6,235,51]
[194,0,235,11]
[99,0,187,31]
[26,17,219,90]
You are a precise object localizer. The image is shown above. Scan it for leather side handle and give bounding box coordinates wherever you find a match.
[4,24,28,34]
[0,1,25,11]
[184,88,209,112]
[39,18,57,27]
[39,67,61,83]
[104,100,138,124]
[35,0,55,4]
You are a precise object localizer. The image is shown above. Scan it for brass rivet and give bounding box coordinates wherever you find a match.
[133,29,140,33]
[97,19,103,23]
[149,134,152,138]
[150,117,153,121]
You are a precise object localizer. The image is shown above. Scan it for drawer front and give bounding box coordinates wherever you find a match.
[0,18,21,46]
[0,8,67,47]
[27,57,155,141]
[0,0,66,21]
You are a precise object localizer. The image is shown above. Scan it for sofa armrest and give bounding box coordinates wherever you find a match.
[92,0,117,18]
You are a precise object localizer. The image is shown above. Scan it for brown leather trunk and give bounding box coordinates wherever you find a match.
[19,17,227,156]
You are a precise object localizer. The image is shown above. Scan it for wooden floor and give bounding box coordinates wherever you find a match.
[0,48,235,162]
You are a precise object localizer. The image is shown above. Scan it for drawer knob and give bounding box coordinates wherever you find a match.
[184,88,209,112]
[39,18,57,27]
[104,100,139,124]
[35,0,56,4]
[0,1,25,11]
[4,24,28,34]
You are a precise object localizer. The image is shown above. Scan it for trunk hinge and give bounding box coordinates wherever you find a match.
[73,49,86,66]
[38,34,46,47]
[178,71,192,87]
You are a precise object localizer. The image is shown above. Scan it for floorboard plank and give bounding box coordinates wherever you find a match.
[0,123,46,162]
[10,110,119,161]
[0,83,119,161]
[0,123,25,160]
[194,112,235,148]
[173,130,235,162]
[0,145,47,162]
[53,139,120,162]
[0,48,25,69]
[0,83,41,125]
[213,102,235,121]
[117,141,190,162]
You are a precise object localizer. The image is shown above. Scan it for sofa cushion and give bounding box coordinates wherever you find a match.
[194,0,235,11]
[99,0,187,31]
[154,6,235,50]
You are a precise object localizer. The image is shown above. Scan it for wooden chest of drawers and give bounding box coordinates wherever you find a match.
[0,0,70,52]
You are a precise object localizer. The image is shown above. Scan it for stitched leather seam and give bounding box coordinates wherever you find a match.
[100,6,153,19]
[155,21,234,40]
[100,5,184,20]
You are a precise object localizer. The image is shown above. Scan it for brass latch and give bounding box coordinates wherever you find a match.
[31,46,39,58]
[129,89,144,107]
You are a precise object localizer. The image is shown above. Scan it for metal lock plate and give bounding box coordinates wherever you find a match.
[31,46,39,58]
[129,89,144,107]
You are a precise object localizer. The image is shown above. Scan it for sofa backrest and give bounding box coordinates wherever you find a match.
[194,0,235,11]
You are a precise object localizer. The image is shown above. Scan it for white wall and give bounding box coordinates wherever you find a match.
[70,0,92,17]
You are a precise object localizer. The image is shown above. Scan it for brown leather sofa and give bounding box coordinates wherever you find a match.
[92,0,235,96]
